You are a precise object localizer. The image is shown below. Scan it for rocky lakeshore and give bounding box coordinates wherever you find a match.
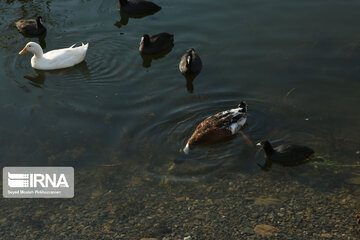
[0,164,359,239]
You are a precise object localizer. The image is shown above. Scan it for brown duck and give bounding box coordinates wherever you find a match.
[183,101,248,154]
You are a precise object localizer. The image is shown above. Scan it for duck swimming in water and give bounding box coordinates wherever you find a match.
[139,33,174,55]
[256,140,314,168]
[183,101,248,154]
[15,16,46,36]
[179,48,202,75]
[19,41,88,70]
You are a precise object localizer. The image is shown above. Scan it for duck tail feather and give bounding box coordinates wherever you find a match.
[183,144,190,155]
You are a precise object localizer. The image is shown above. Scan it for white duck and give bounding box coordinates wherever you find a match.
[19,42,89,70]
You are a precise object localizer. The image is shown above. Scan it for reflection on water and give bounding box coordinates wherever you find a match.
[38,33,46,49]
[114,12,129,28]
[114,10,160,28]
[181,73,199,93]
[140,45,174,68]
[186,78,194,93]
[22,61,90,88]
[24,71,45,88]
[19,32,47,49]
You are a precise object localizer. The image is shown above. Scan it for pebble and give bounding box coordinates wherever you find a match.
[320,233,332,238]
[254,224,279,237]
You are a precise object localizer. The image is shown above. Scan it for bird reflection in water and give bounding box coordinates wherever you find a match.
[23,61,90,88]
[114,10,160,28]
[24,70,45,89]
[140,46,173,68]
[37,33,47,49]
[181,73,199,94]
[20,32,47,49]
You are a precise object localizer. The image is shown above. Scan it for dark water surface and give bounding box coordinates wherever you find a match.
[0,0,360,237]
[1,0,359,177]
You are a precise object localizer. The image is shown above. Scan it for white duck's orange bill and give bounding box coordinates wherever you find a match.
[19,47,27,55]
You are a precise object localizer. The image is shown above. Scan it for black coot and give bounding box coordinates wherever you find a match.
[179,48,202,75]
[139,33,174,55]
[257,140,314,167]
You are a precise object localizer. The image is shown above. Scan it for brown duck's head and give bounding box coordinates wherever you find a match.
[35,16,45,29]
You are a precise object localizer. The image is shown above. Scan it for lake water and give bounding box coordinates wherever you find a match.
[1,0,359,177]
[0,0,360,237]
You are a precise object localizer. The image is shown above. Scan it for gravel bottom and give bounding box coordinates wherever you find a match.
[0,164,359,240]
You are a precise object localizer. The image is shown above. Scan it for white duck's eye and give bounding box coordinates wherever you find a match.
[28,45,31,48]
